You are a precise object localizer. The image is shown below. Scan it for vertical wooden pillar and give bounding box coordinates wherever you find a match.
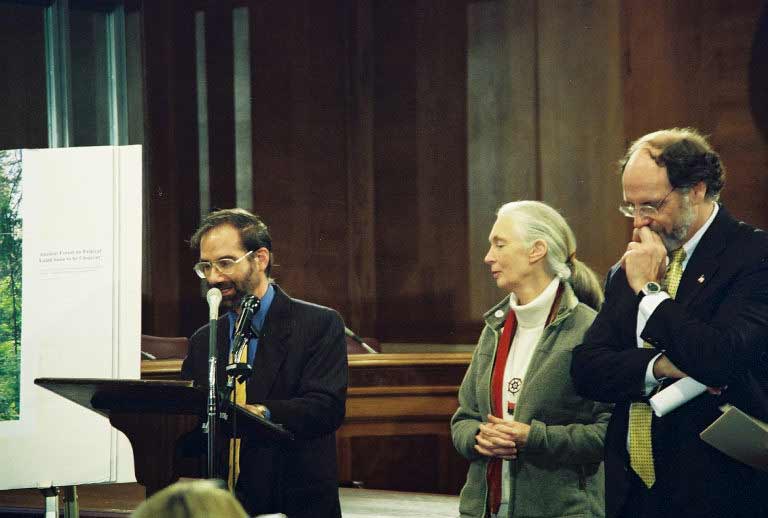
[142,0,202,335]
[343,0,377,335]
[205,1,237,210]
[467,0,538,316]
[537,0,625,276]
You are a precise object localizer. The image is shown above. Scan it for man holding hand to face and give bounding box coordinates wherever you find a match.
[572,128,768,518]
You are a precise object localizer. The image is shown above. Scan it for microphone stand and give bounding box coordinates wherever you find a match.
[205,288,222,480]
[225,295,261,400]
[207,318,218,479]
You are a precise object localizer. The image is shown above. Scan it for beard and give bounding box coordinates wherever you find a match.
[218,283,249,310]
[654,193,695,252]
[210,264,259,311]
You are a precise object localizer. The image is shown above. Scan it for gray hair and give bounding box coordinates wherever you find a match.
[497,201,603,310]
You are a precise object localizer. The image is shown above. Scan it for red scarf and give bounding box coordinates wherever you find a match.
[486,284,563,514]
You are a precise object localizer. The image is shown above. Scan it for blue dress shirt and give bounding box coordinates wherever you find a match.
[226,283,275,366]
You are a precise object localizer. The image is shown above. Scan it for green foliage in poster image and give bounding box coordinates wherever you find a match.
[0,149,22,421]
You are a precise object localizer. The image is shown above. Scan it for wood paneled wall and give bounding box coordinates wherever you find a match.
[141,0,476,341]
[247,1,353,322]
[139,0,768,344]
[537,1,626,277]
[467,0,538,318]
[467,1,625,317]
[373,0,471,341]
[142,1,201,337]
[622,0,768,230]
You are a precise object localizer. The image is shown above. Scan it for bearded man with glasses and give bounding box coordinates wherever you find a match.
[181,208,347,518]
[572,128,768,518]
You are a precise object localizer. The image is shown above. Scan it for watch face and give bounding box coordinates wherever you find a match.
[645,282,661,295]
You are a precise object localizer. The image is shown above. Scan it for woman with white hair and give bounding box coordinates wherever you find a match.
[452,201,611,518]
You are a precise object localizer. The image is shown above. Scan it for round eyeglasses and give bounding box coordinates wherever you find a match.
[618,188,676,219]
[193,250,253,279]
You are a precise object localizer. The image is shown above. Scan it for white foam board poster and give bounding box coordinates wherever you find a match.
[0,146,142,490]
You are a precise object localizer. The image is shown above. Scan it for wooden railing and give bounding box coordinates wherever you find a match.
[141,352,472,494]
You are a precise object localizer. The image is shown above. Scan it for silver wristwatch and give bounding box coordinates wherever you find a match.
[641,281,662,297]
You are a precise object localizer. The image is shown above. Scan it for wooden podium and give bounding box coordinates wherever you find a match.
[34,378,292,496]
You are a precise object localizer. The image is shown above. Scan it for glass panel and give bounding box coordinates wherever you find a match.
[0,4,48,149]
[124,6,148,295]
[69,7,110,146]
[125,8,144,146]
[196,10,210,218]
[233,6,253,209]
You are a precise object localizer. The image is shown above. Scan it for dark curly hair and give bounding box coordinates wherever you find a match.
[619,127,726,200]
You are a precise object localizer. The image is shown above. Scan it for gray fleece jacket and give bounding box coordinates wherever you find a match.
[451,283,611,518]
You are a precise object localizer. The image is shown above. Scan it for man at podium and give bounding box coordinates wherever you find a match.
[181,208,348,518]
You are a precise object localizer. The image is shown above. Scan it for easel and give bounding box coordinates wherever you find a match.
[38,485,78,518]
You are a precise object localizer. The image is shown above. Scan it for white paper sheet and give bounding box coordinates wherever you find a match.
[700,405,768,471]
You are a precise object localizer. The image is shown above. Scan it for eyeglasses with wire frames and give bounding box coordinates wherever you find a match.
[193,250,254,279]
[618,188,676,219]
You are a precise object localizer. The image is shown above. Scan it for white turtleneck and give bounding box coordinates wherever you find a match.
[502,276,559,422]
[500,276,559,505]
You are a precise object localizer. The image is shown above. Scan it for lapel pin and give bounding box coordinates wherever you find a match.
[697,275,705,284]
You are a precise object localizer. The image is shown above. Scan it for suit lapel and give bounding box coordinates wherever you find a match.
[246,284,292,401]
[676,255,720,305]
[675,205,735,305]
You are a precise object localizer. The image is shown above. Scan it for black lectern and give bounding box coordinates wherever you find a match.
[34,378,292,496]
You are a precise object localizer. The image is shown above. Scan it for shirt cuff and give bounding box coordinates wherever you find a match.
[643,353,665,395]
[638,291,670,321]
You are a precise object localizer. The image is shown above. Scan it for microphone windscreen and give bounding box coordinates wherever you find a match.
[207,287,223,320]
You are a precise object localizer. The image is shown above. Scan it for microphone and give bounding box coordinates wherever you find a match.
[344,327,378,354]
[232,295,261,360]
[206,287,222,321]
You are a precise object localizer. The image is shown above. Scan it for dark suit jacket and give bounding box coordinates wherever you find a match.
[181,284,348,518]
[571,206,768,518]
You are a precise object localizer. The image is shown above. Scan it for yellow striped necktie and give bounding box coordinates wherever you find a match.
[629,247,686,488]
[228,346,247,490]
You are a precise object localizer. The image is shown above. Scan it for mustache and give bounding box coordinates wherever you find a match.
[210,281,236,292]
